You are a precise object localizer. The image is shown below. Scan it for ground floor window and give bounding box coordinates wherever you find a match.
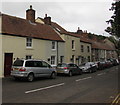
[60,56,64,63]
[26,55,32,60]
[88,56,90,62]
[51,56,56,65]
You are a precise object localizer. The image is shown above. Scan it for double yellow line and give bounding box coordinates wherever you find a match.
[111,93,120,105]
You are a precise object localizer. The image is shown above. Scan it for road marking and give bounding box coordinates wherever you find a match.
[111,93,120,105]
[97,72,106,76]
[25,83,65,94]
[76,77,92,82]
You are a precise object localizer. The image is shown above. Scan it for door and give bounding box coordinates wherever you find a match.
[4,53,13,77]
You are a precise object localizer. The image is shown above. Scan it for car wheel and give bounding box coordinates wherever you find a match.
[79,70,82,75]
[50,72,56,79]
[89,69,92,73]
[68,71,72,77]
[27,73,34,82]
[14,77,19,81]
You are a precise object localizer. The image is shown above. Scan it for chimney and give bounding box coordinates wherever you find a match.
[26,5,35,23]
[44,14,51,25]
[77,27,83,34]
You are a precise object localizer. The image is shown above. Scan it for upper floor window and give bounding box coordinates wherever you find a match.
[87,46,90,52]
[52,41,56,50]
[26,37,32,48]
[72,40,75,50]
[81,45,84,52]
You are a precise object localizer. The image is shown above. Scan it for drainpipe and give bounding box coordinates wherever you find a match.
[57,41,59,65]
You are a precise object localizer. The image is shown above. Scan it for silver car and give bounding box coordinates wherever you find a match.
[79,62,97,73]
[11,59,56,81]
[56,63,82,76]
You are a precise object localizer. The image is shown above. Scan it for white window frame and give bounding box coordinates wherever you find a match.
[26,55,32,60]
[51,56,56,65]
[72,40,75,50]
[26,37,32,48]
[52,41,56,50]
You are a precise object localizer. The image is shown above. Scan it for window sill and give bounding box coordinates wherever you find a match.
[26,47,34,50]
[72,49,75,51]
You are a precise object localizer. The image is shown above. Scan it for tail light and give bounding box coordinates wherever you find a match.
[63,67,69,69]
[19,68,26,71]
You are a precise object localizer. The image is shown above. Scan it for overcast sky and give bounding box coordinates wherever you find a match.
[1,0,114,36]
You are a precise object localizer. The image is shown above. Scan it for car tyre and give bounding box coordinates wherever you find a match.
[68,71,72,77]
[27,73,34,82]
[89,69,92,73]
[50,72,56,79]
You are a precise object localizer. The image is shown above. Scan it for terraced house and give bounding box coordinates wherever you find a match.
[0,5,117,77]
[0,6,65,77]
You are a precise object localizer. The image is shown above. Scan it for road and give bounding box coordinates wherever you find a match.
[2,65,120,104]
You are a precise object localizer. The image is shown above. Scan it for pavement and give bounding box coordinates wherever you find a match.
[1,65,120,105]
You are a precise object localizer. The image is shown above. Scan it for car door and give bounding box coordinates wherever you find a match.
[41,61,52,76]
[73,64,81,74]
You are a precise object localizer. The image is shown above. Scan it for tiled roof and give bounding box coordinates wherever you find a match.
[1,14,64,42]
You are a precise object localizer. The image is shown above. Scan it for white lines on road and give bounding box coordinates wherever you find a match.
[97,72,106,76]
[25,83,65,94]
[76,77,92,82]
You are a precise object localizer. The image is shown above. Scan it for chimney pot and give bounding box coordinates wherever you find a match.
[44,14,51,25]
[30,5,32,9]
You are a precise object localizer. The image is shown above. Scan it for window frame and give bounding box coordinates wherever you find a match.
[51,56,56,65]
[72,40,75,50]
[26,37,32,48]
[52,41,56,50]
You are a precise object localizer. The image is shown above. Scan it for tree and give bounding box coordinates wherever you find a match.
[105,1,120,57]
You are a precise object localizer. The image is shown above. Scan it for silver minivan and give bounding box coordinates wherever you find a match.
[11,59,56,81]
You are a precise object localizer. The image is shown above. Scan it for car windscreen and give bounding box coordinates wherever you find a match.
[57,64,67,67]
[13,60,24,66]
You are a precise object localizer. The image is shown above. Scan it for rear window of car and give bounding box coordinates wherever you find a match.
[57,64,67,67]
[13,60,24,66]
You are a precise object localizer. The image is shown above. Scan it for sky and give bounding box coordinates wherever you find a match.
[1,0,114,36]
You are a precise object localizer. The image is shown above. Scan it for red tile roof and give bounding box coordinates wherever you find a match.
[1,14,64,42]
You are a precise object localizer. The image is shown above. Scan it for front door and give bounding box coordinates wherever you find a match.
[4,53,13,77]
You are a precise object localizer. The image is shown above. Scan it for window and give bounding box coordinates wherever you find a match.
[81,45,84,52]
[26,38,32,48]
[88,56,90,62]
[87,46,90,52]
[51,56,56,65]
[60,56,64,63]
[71,55,75,63]
[26,55,32,60]
[25,61,42,67]
[42,61,50,68]
[72,40,75,50]
[52,41,56,50]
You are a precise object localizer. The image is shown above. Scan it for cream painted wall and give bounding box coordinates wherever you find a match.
[36,18,44,24]
[0,16,2,77]
[61,34,80,64]
[1,35,65,77]
[80,41,92,62]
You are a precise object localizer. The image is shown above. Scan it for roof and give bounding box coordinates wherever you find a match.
[1,14,64,42]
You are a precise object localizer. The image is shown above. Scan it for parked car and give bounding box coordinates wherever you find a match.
[111,59,119,66]
[11,59,56,82]
[56,63,82,76]
[97,61,106,70]
[105,60,113,68]
[79,62,97,73]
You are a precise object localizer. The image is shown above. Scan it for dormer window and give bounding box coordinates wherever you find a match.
[26,37,32,48]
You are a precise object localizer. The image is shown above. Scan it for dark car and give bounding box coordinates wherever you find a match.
[56,63,82,76]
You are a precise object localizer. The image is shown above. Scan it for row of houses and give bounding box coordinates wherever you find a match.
[0,6,117,77]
